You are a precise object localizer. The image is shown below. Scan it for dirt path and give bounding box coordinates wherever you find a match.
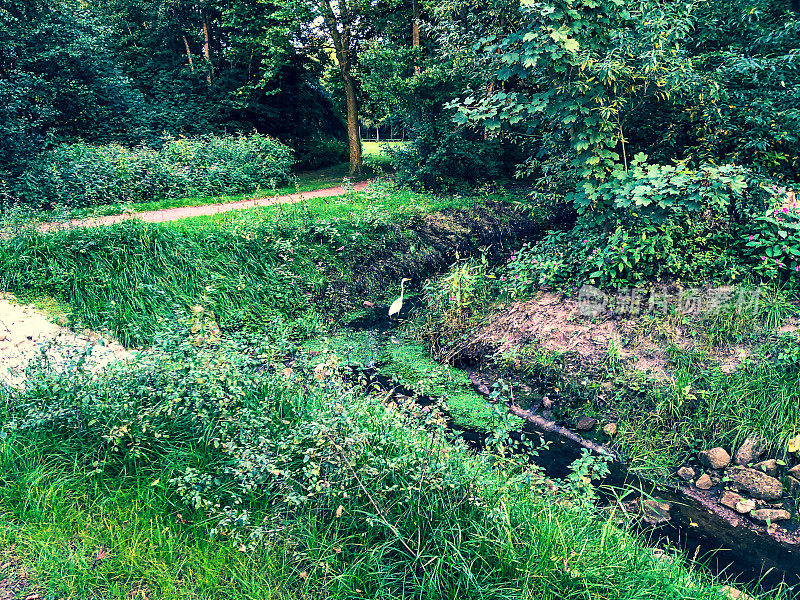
[39,180,370,231]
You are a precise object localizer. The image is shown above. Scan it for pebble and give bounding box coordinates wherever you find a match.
[726,467,783,501]
[788,464,800,478]
[575,416,597,431]
[751,508,791,523]
[717,491,755,514]
[718,490,744,511]
[677,466,695,481]
[696,473,713,490]
[698,447,731,470]
[602,422,617,436]
[721,585,754,600]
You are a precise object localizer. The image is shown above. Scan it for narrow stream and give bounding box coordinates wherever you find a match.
[333,307,800,597]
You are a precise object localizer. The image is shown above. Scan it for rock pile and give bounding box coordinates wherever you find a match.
[0,294,129,387]
[677,437,799,528]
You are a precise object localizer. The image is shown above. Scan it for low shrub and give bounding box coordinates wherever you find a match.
[12,133,294,210]
[745,186,800,285]
[390,122,510,191]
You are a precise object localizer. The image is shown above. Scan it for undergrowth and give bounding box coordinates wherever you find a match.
[0,328,768,599]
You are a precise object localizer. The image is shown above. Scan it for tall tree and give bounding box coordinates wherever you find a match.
[280,0,417,175]
[0,0,147,173]
[319,0,363,174]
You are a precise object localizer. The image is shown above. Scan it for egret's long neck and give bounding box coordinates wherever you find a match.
[400,280,405,301]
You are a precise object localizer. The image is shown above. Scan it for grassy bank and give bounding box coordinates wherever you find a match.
[0,334,756,599]
[0,184,538,347]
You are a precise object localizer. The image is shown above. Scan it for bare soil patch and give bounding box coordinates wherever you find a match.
[0,293,130,386]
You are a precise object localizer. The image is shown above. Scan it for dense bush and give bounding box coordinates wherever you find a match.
[502,157,767,291]
[294,135,349,170]
[390,123,510,190]
[12,133,294,210]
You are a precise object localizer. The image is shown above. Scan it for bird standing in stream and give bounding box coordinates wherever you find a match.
[388,278,410,318]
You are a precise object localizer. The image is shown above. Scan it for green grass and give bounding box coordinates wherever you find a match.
[0,348,764,600]
[163,182,488,232]
[362,141,405,156]
[608,354,800,475]
[0,185,520,346]
[0,443,296,599]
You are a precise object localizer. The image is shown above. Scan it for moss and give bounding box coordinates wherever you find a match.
[305,330,383,367]
[380,340,495,432]
[305,331,496,432]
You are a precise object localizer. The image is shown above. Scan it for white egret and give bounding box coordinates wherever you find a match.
[388,278,410,318]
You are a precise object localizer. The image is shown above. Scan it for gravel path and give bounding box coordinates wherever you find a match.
[0,294,129,387]
[39,181,370,231]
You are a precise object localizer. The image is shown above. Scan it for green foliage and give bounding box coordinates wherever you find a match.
[294,135,349,170]
[0,0,151,173]
[13,134,294,210]
[572,154,750,225]
[772,332,800,372]
[745,188,800,284]
[501,160,758,291]
[688,0,800,179]
[457,0,700,181]
[359,42,515,191]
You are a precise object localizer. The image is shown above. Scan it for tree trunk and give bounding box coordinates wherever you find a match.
[182,34,194,72]
[412,0,420,73]
[203,18,212,83]
[343,73,363,175]
[320,0,362,175]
